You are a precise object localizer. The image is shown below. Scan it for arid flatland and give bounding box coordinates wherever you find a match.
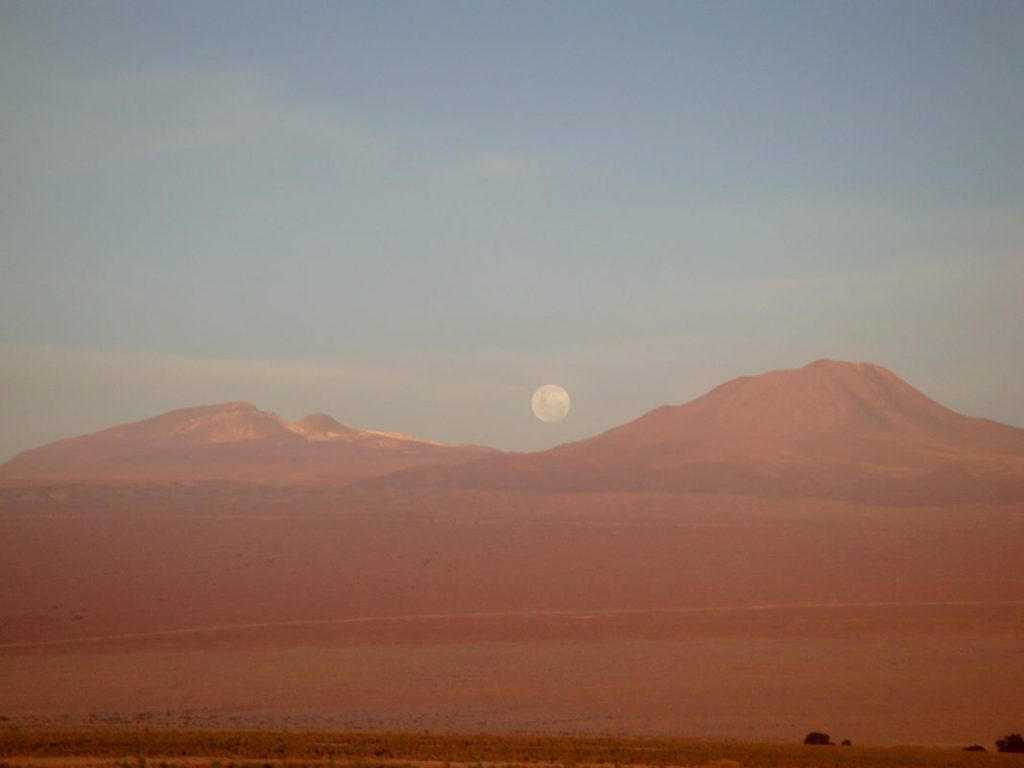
[2,485,1022,745]
[2,730,1023,768]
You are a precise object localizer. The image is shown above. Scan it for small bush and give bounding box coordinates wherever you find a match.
[996,733,1024,753]
[962,744,986,752]
[803,732,833,746]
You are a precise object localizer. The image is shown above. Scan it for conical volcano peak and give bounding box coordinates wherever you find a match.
[378,359,1024,502]
[674,358,953,437]
[730,358,902,391]
[794,358,908,389]
[799,358,899,379]
[802,357,886,371]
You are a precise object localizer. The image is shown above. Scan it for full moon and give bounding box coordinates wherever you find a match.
[531,384,571,423]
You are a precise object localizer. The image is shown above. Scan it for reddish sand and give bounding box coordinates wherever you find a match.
[5,635,1023,745]
[1,486,1022,744]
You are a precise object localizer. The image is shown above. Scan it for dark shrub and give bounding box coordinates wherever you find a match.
[963,744,986,752]
[996,734,1024,753]
[840,740,852,747]
[803,732,833,746]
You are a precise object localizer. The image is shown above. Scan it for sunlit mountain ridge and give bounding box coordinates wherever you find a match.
[3,359,1023,502]
[377,359,1024,503]
[0,401,494,484]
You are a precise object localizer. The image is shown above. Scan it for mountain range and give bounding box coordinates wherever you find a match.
[3,359,1023,502]
[0,401,494,484]
[381,359,1024,502]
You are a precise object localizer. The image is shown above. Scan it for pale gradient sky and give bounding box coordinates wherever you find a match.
[1,0,1022,460]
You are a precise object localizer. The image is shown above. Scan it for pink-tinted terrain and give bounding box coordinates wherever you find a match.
[1,360,1022,744]
[0,403,495,485]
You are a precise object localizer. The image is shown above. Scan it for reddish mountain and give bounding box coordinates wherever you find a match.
[379,360,1024,503]
[0,402,495,485]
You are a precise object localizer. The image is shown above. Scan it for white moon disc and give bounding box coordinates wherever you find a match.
[531,384,571,423]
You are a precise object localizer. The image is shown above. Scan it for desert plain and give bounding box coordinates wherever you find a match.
[2,484,1022,746]
[2,362,1023,750]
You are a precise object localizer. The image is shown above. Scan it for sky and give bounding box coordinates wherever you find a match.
[1,0,1022,459]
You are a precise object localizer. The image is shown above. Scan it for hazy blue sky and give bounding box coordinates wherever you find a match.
[1,0,1022,458]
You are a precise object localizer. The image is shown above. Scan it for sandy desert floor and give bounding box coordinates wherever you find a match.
[1,486,1022,745]
[4,730,1024,768]
[4,729,1022,768]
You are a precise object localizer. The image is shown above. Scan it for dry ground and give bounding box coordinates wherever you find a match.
[1,730,1022,768]
[1,486,1022,745]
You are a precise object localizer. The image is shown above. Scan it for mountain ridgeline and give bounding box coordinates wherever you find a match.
[376,359,1024,503]
[0,402,495,485]
[2,360,1023,502]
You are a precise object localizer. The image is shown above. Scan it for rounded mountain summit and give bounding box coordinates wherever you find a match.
[0,402,494,485]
